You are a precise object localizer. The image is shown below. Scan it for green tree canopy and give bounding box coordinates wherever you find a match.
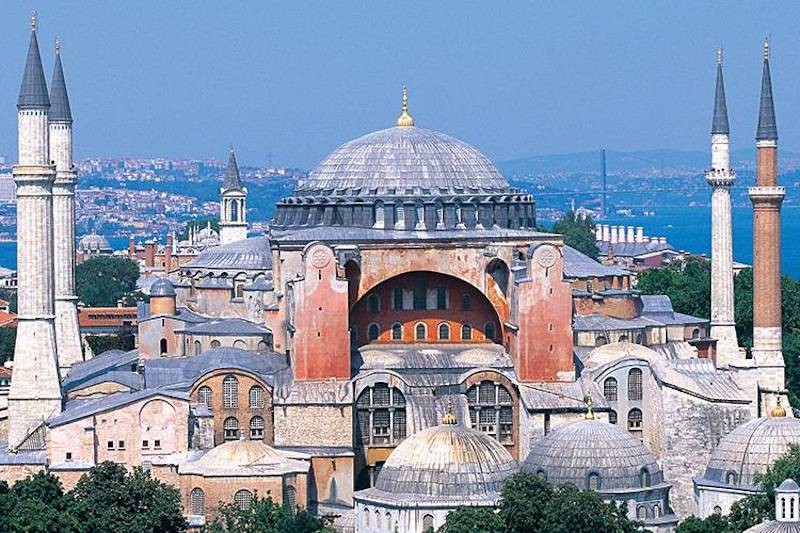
[75,255,142,307]
[0,472,80,532]
[208,493,331,533]
[439,506,504,532]
[551,211,599,259]
[675,513,734,533]
[636,258,711,320]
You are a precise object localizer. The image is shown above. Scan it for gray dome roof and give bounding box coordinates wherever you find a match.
[149,277,176,297]
[296,126,509,196]
[78,233,112,252]
[184,236,272,272]
[371,422,518,501]
[745,521,800,533]
[522,419,663,490]
[702,416,800,488]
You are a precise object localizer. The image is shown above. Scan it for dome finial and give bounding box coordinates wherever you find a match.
[31,10,37,32]
[442,398,457,425]
[55,36,60,55]
[584,393,595,420]
[717,47,723,65]
[771,397,787,418]
[395,85,415,128]
[764,37,770,60]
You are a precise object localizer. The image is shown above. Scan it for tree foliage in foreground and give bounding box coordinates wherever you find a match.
[75,255,142,307]
[551,211,600,259]
[208,492,332,533]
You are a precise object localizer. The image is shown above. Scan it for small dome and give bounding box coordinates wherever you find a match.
[702,416,800,488]
[522,419,663,490]
[78,233,112,252]
[372,423,518,501]
[196,226,219,245]
[180,438,308,477]
[149,277,176,297]
[184,236,272,271]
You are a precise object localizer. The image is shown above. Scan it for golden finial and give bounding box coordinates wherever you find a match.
[442,399,457,425]
[55,36,61,55]
[395,85,415,128]
[764,37,770,61]
[584,393,595,420]
[31,10,37,31]
[771,397,787,418]
[717,47,723,66]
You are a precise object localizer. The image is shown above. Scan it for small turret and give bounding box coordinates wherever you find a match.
[219,148,248,245]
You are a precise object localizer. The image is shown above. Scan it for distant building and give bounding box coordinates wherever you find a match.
[0,175,14,203]
[595,224,679,269]
[76,232,113,264]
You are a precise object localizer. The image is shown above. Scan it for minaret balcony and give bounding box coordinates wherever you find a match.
[705,169,735,187]
[748,186,786,203]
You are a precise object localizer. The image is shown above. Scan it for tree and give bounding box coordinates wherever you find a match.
[67,462,186,533]
[551,211,599,258]
[675,514,734,533]
[636,258,711,320]
[0,471,80,532]
[85,334,135,356]
[499,472,554,533]
[208,493,331,533]
[538,484,640,533]
[75,256,142,307]
[439,506,504,532]
[0,327,16,364]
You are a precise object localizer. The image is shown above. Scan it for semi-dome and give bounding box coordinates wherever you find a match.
[522,418,664,491]
[701,413,800,488]
[370,420,518,502]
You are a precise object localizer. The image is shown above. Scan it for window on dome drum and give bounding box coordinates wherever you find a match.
[628,368,643,401]
[160,338,167,355]
[438,323,450,340]
[640,468,651,487]
[653,504,661,518]
[223,376,239,408]
[415,322,426,341]
[436,287,447,310]
[249,416,265,440]
[484,322,496,341]
[636,505,647,520]
[725,471,737,485]
[190,488,205,515]
[422,514,434,531]
[536,469,547,480]
[608,410,618,424]
[210,340,221,348]
[461,323,472,341]
[588,472,601,490]
[234,490,253,511]
[367,323,380,341]
[367,293,380,314]
[618,335,629,343]
[374,202,385,229]
[603,377,618,401]
[391,323,403,341]
[467,380,514,444]
[462,293,472,311]
[595,335,608,347]
[363,508,370,527]
[194,340,201,356]
[224,417,239,440]
[356,384,407,446]
[713,506,722,515]
[628,408,643,432]
[249,386,265,409]
[692,328,701,339]
[385,512,392,530]
[636,333,644,344]
[394,204,405,228]
[198,386,212,408]
[392,288,403,310]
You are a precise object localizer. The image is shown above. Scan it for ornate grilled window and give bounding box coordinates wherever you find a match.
[190,487,205,515]
[462,293,472,311]
[438,323,450,340]
[461,323,472,341]
[415,322,427,341]
[603,377,618,401]
[588,472,601,490]
[210,339,221,348]
[367,323,380,341]
[392,288,403,310]
[223,376,239,408]
[223,417,239,440]
[628,368,643,401]
[198,386,212,408]
[356,384,407,446]
[608,409,618,425]
[234,489,253,511]
[436,287,447,310]
[285,486,297,510]
[391,323,403,341]
[422,514,434,531]
[249,416,265,440]
[725,471,738,485]
[467,380,514,444]
[249,386,265,409]
[628,408,643,431]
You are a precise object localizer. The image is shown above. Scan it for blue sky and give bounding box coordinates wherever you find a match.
[1,2,798,168]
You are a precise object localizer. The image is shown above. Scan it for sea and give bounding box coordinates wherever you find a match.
[0,210,796,277]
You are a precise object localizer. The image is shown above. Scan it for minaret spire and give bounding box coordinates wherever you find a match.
[18,11,50,110]
[756,38,778,142]
[50,37,72,124]
[223,147,242,190]
[711,48,729,135]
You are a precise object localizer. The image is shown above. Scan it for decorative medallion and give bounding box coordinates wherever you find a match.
[536,245,558,268]
[310,247,331,268]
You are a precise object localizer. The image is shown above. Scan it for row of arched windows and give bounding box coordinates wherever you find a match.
[223,416,265,440]
[466,380,514,445]
[602,369,643,402]
[202,377,267,410]
[362,321,496,342]
[608,408,643,433]
[356,384,407,446]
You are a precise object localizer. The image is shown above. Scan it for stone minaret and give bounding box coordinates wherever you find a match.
[749,39,785,396]
[8,14,63,450]
[705,49,740,367]
[219,148,248,244]
[50,37,83,370]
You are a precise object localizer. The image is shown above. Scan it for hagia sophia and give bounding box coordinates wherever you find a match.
[2,13,800,533]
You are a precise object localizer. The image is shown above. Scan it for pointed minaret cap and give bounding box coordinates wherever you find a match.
[222,148,243,190]
[711,48,729,135]
[18,11,50,110]
[756,38,778,141]
[50,36,72,124]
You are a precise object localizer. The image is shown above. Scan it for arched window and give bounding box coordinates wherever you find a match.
[603,377,618,401]
[422,514,434,531]
[374,201,385,228]
[234,489,253,511]
[395,204,405,228]
[588,472,601,490]
[628,408,643,432]
[374,510,381,528]
[640,468,651,487]
[285,485,297,510]
[391,322,403,341]
[595,335,608,347]
[210,339,221,348]
[636,333,644,344]
[223,376,239,408]
[415,322,427,341]
[249,386,265,409]
[385,511,392,530]
[356,384,406,446]
[257,340,268,351]
[462,293,472,310]
[232,339,246,349]
[461,323,472,341]
[223,417,239,440]
[484,322,496,341]
[367,293,380,313]
[198,386,212,408]
[467,380,514,444]
[367,323,380,341]
[608,410,618,425]
[249,416,265,440]
[160,338,168,355]
[363,507,370,526]
[713,506,722,515]
[438,323,450,340]
[636,505,647,520]
[230,200,239,223]
[653,504,661,518]
[725,471,738,485]
[628,368,643,401]
[190,487,205,515]
[194,340,202,356]
[536,469,547,480]
[692,328,701,339]
[618,334,629,343]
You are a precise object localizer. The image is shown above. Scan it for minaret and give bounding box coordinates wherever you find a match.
[219,148,247,244]
[705,49,740,367]
[8,13,62,450]
[50,37,83,370]
[749,39,785,398]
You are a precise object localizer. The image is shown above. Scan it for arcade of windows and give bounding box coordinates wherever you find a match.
[365,321,496,342]
[356,384,407,446]
[466,380,514,445]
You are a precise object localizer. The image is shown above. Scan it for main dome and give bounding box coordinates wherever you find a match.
[295,126,509,196]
